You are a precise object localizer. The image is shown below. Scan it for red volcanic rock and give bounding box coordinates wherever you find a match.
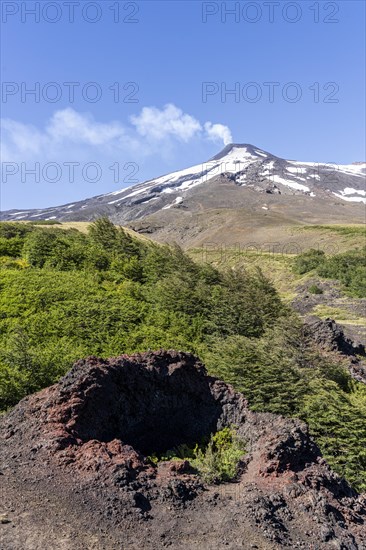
[1,350,365,549]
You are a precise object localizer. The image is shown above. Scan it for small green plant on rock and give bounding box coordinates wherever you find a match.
[148,427,246,484]
[192,427,246,483]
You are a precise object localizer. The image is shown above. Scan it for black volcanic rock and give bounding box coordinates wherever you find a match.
[304,316,365,356]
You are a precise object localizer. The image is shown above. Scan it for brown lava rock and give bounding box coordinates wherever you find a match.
[1,350,365,549]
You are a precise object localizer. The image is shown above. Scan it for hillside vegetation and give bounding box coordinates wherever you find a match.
[292,247,366,298]
[0,220,366,491]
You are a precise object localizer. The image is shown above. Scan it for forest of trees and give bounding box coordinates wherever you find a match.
[0,220,365,491]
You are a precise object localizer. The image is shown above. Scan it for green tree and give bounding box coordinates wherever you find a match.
[88,217,118,251]
[22,230,59,267]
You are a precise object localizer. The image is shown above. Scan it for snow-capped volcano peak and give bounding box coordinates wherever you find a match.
[209,143,271,161]
[1,144,365,222]
[103,144,271,204]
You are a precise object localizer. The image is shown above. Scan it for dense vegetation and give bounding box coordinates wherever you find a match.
[0,220,365,491]
[293,247,366,298]
[0,220,283,407]
[204,322,366,491]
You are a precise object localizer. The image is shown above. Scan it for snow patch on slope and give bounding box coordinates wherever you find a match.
[162,197,183,210]
[286,166,307,175]
[341,187,366,197]
[108,197,126,205]
[333,193,366,203]
[271,175,310,192]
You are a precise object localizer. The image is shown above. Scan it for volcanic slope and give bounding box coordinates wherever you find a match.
[2,144,365,248]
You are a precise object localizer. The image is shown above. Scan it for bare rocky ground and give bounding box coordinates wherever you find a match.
[1,350,366,550]
[127,186,365,251]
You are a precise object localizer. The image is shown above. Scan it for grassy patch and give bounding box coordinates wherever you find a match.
[299,224,366,237]
[189,248,303,301]
[313,305,366,326]
[29,220,62,226]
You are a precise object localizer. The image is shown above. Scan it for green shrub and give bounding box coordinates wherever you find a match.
[292,249,325,274]
[0,236,24,258]
[0,328,87,410]
[149,428,246,484]
[293,247,366,298]
[317,249,366,298]
[88,217,118,251]
[308,284,323,295]
[0,222,32,239]
[0,257,29,270]
[0,223,282,410]
[201,314,366,491]
[22,230,59,267]
[301,379,366,492]
[191,427,246,483]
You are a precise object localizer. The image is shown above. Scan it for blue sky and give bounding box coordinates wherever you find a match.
[1,0,365,209]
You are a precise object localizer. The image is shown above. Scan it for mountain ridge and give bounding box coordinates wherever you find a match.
[1,144,365,246]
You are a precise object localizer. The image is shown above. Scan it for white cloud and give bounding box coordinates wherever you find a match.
[1,119,44,158]
[130,103,202,142]
[131,104,232,146]
[47,108,127,145]
[204,122,232,146]
[1,105,233,163]
[2,110,137,163]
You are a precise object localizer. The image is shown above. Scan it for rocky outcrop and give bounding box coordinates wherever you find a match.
[1,350,365,549]
[1,351,247,476]
[304,316,365,356]
[304,316,366,383]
